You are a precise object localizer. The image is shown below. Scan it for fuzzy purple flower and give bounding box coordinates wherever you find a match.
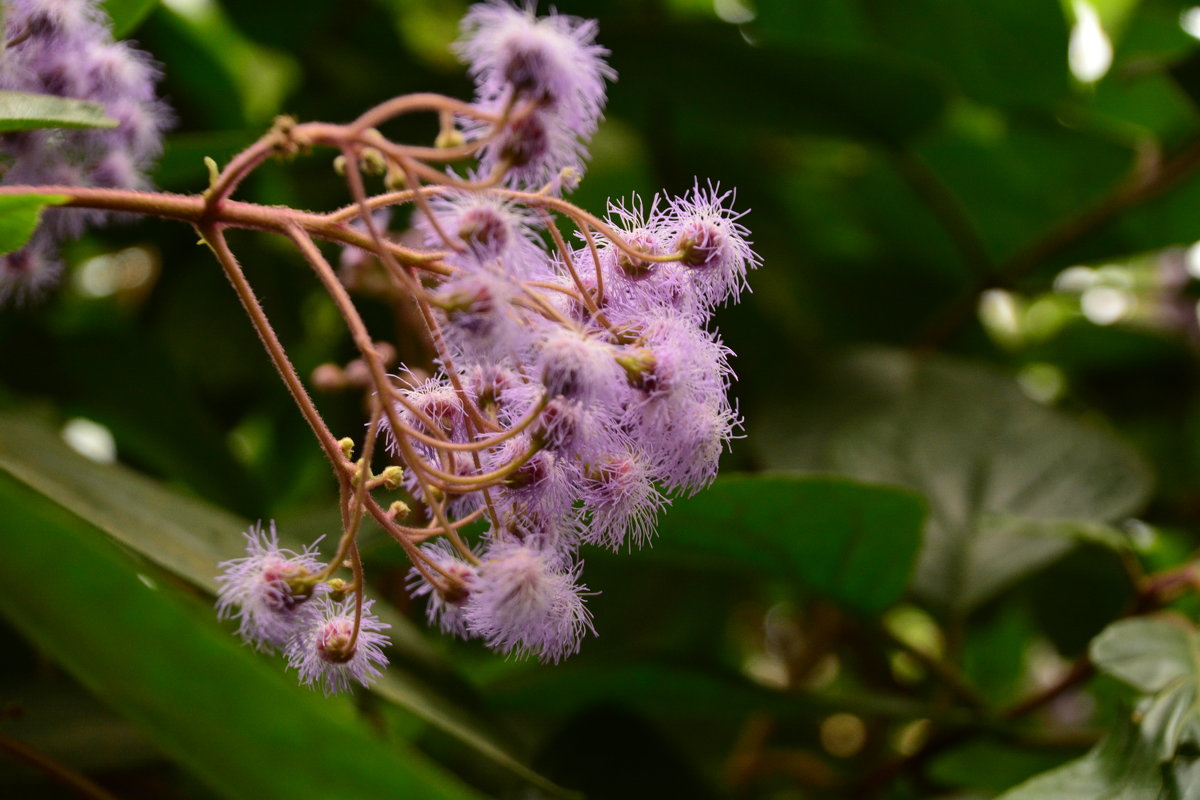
[407,541,480,637]
[537,327,624,405]
[455,1,614,190]
[665,182,759,308]
[580,450,668,551]
[286,596,391,695]
[456,1,613,135]
[418,191,545,270]
[215,523,324,652]
[464,541,593,663]
[0,237,61,306]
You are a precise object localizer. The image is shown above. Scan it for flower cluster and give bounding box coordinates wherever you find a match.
[216,0,755,690]
[216,524,391,694]
[0,0,170,304]
[388,4,757,664]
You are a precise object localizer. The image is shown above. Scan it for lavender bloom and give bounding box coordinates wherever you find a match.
[464,541,593,663]
[472,104,588,190]
[0,235,61,306]
[652,398,742,495]
[1,0,170,188]
[580,450,668,551]
[431,270,532,362]
[215,523,324,652]
[488,435,581,540]
[407,541,480,636]
[536,327,624,406]
[418,191,545,271]
[456,1,613,135]
[0,0,171,304]
[665,182,759,308]
[286,596,391,695]
[456,1,614,190]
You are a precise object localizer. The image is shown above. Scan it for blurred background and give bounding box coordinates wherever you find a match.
[4,0,1200,797]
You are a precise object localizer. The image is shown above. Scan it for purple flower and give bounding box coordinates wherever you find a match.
[431,271,532,362]
[472,105,588,190]
[651,398,742,495]
[286,596,391,695]
[406,541,479,636]
[488,435,581,541]
[1,0,171,189]
[464,541,593,662]
[536,327,624,406]
[664,182,759,308]
[382,373,469,456]
[0,236,61,306]
[462,362,543,426]
[419,191,545,270]
[215,523,324,652]
[580,450,668,551]
[456,1,614,135]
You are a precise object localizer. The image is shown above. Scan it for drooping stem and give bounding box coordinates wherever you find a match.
[201,224,347,479]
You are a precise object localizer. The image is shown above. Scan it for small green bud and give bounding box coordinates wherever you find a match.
[379,465,405,491]
[338,437,355,460]
[360,148,387,176]
[203,156,220,190]
[615,349,657,389]
[435,128,466,149]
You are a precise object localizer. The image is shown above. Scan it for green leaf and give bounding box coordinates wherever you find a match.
[1092,618,1199,694]
[0,472,485,800]
[1092,617,1200,761]
[0,90,117,132]
[0,194,68,256]
[101,0,159,36]
[0,410,562,795]
[649,474,926,615]
[828,355,1152,614]
[998,717,1165,799]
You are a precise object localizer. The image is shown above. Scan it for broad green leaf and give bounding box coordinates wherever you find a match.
[929,740,1081,796]
[1092,617,1200,761]
[0,194,68,256]
[649,474,926,615]
[0,677,159,782]
[998,718,1165,799]
[0,472,485,800]
[828,355,1152,614]
[1092,618,1199,694]
[0,411,561,795]
[0,91,116,132]
[102,0,159,36]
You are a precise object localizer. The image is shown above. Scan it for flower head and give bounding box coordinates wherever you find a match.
[664,182,759,308]
[215,523,324,652]
[407,541,480,636]
[286,596,391,695]
[464,541,593,662]
[456,1,614,135]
